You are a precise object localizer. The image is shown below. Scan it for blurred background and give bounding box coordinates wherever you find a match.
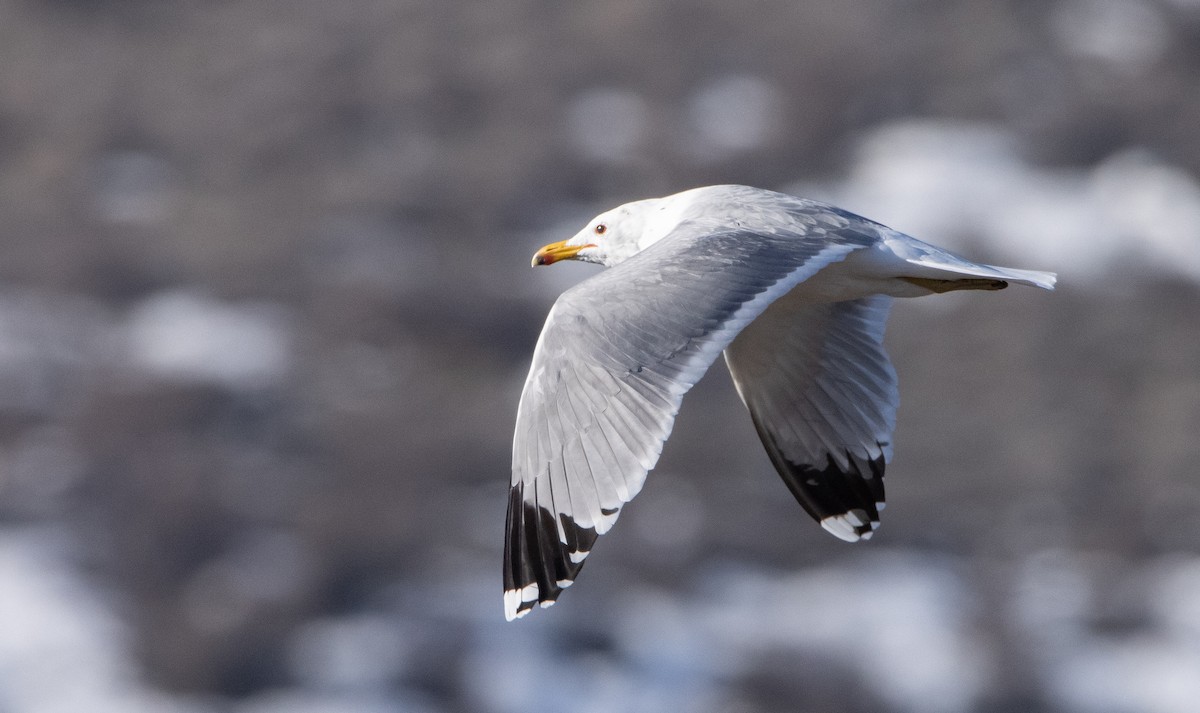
[1,1,1199,711]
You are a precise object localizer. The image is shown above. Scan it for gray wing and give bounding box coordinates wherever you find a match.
[505,225,869,620]
[723,294,898,543]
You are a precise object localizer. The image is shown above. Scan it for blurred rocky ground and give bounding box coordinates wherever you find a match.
[1,1,1199,712]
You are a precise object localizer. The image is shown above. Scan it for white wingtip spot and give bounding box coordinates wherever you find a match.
[820,515,863,542]
[568,549,589,564]
[556,579,574,589]
[820,510,881,543]
[504,583,541,621]
[539,599,556,609]
[843,509,868,527]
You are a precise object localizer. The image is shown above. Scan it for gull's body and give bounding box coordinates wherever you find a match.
[505,185,1055,620]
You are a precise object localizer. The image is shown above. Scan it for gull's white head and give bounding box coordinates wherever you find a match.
[532,198,668,269]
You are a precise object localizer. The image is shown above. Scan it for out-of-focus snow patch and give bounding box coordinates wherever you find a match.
[697,552,987,713]
[686,75,780,157]
[0,529,440,713]
[1147,555,1200,644]
[1050,0,1168,71]
[0,530,131,711]
[286,614,412,691]
[1012,551,1200,713]
[566,88,650,164]
[0,529,213,713]
[795,119,1200,284]
[1011,548,1094,648]
[125,290,292,389]
[461,621,555,713]
[235,690,430,713]
[610,589,723,709]
[465,610,723,713]
[1090,151,1200,279]
[1051,636,1200,713]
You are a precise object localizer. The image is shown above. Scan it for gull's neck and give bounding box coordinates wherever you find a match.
[637,190,701,253]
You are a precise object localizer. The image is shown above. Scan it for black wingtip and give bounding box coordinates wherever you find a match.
[795,450,886,542]
[503,482,599,620]
[748,408,887,542]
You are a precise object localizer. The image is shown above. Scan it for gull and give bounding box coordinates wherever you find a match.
[504,185,1055,620]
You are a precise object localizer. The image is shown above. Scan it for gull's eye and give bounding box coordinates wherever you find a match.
[594,223,607,235]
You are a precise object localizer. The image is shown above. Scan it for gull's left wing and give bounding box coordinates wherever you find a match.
[506,213,878,619]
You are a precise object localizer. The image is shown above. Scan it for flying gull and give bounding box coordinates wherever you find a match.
[505,184,1055,620]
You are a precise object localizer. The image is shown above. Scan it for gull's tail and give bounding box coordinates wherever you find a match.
[985,265,1057,290]
[903,262,1057,292]
[884,233,1057,291]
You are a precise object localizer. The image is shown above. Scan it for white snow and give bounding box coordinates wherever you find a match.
[697,552,988,713]
[0,529,212,713]
[125,290,293,389]
[1050,0,1168,70]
